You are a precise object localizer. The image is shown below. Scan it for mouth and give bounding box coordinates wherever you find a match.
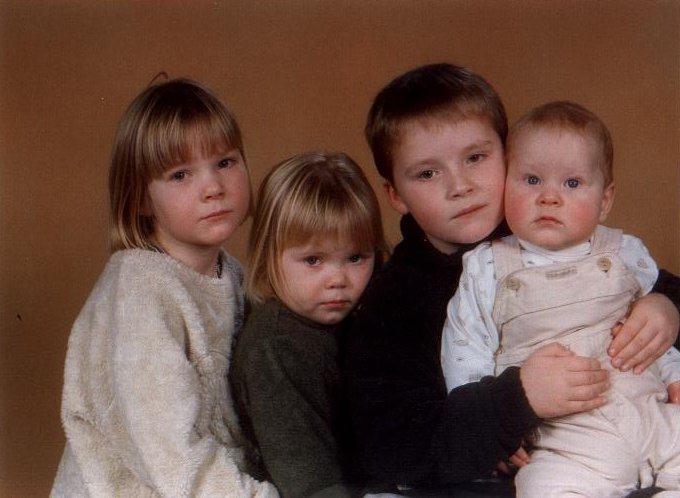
[320,300,351,310]
[453,204,485,219]
[202,209,232,221]
[534,216,561,225]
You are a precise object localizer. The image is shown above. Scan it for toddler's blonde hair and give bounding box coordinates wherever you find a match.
[247,152,387,303]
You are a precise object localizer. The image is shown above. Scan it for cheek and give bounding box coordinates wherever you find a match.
[504,188,531,227]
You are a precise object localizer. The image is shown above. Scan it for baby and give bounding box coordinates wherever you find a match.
[441,101,680,496]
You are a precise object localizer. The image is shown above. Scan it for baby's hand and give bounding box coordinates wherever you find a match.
[521,343,609,419]
[608,294,679,374]
[667,381,680,404]
[497,445,530,475]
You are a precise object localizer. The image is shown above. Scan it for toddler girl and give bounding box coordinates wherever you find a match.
[52,79,277,497]
[231,152,387,497]
[442,101,680,496]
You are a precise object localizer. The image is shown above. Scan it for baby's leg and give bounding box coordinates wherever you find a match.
[650,401,680,490]
[515,449,636,498]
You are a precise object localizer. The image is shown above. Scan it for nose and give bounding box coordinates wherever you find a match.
[537,186,561,206]
[203,170,225,200]
[445,171,473,199]
[327,265,348,289]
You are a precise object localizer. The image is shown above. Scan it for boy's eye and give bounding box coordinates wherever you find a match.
[565,178,580,188]
[303,255,321,266]
[418,169,436,180]
[526,175,540,185]
[467,153,485,164]
[170,170,187,181]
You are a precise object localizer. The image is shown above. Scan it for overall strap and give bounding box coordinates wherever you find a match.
[590,225,623,254]
[491,236,524,281]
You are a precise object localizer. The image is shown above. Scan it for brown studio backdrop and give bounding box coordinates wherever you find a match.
[1,1,678,495]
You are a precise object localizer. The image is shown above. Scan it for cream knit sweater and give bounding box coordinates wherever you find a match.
[51,249,278,497]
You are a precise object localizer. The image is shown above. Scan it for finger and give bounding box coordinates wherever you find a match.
[515,447,531,464]
[567,381,610,401]
[534,342,574,358]
[608,316,650,362]
[568,369,609,387]
[566,396,608,414]
[509,454,527,468]
[619,330,662,372]
[497,461,511,475]
[610,322,623,337]
[564,356,604,372]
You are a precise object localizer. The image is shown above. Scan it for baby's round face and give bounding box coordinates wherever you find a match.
[504,127,614,251]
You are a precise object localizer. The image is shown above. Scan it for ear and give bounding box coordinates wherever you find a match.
[384,181,410,216]
[598,183,615,222]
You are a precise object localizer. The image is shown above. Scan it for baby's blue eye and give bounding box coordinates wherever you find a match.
[526,175,540,185]
[171,171,187,181]
[565,178,580,188]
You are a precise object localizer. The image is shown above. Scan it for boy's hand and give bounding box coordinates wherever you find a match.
[520,343,609,419]
[608,293,679,374]
[667,381,680,404]
[497,445,531,475]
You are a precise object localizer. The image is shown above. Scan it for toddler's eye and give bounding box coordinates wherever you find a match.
[170,170,187,181]
[348,254,363,264]
[565,178,580,188]
[526,175,540,185]
[418,169,435,180]
[304,255,321,266]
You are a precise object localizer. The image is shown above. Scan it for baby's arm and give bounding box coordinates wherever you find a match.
[608,236,680,373]
[441,247,497,392]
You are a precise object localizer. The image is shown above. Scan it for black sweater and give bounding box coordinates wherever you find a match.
[342,215,680,489]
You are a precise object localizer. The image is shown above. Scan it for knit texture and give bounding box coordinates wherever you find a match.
[51,249,278,497]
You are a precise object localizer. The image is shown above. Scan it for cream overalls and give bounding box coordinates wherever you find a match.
[492,226,680,497]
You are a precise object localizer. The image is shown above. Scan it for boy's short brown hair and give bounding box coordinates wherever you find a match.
[365,63,508,182]
[508,101,614,186]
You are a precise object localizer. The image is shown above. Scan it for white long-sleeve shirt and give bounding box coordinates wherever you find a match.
[441,233,680,392]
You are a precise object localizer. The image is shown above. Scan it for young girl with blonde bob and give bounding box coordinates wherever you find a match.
[232,152,387,497]
[52,79,277,497]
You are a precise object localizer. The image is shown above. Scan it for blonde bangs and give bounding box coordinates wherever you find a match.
[246,152,387,304]
[136,94,243,180]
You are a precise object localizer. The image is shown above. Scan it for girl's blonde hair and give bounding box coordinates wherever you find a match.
[109,78,246,252]
[247,152,387,303]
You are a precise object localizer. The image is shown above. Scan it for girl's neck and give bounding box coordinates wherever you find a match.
[152,240,222,277]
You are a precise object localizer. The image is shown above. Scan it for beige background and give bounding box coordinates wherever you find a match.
[1,1,678,495]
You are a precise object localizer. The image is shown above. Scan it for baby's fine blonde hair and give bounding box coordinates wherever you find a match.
[108,78,245,252]
[247,152,387,303]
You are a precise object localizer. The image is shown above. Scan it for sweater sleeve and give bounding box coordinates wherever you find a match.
[653,269,680,322]
[343,275,539,487]
[111,283,277,498]
[237,331,352,498]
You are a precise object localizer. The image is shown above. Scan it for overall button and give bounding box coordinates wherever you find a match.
[597,257,611,272]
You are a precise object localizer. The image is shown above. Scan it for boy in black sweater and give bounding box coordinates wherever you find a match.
[343,63,680,496]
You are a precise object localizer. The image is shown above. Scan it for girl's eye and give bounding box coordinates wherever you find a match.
[565,178,580,188]
[218,157,234,169]
[418,169,436,180]
[170,170,187,182]
[304,256,321,266]
[526,175,540,185]
[348,254,363,264]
